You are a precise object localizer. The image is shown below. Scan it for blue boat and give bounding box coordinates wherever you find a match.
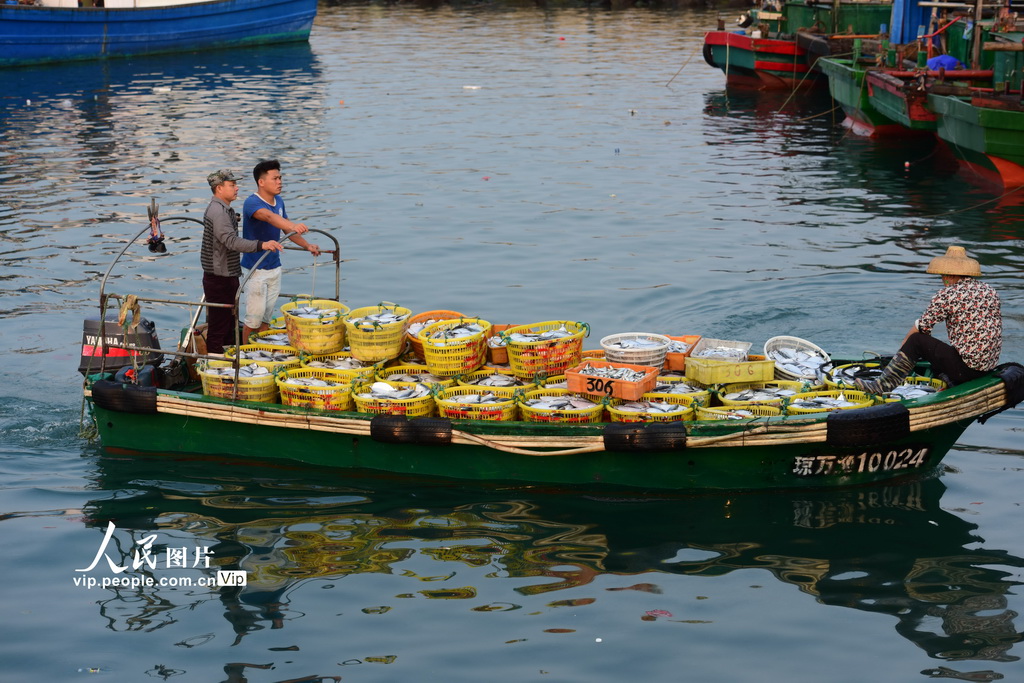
[0,0,317,67]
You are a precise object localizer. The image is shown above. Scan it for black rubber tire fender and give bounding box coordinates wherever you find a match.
[91,379,158,414]
[603,422,687,453]
[369,415,453,445]
[703,43,718,69]
[826,402,910,448]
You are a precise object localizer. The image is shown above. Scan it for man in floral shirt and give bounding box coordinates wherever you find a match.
[856,245,1002,394]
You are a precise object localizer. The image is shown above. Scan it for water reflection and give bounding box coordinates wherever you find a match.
[81,455,1023,664]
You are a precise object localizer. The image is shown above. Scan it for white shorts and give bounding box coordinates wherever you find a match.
[242,266,282,329]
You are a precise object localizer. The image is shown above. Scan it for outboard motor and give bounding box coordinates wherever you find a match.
[78,317,162,376]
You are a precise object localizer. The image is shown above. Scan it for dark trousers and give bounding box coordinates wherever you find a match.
[203,272,239,354]
[900,332,985,386]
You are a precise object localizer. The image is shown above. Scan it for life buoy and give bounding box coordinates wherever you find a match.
[369,415,453,445]
[603,422,687,452]
[826,402,910,447]
[90,379,158,414]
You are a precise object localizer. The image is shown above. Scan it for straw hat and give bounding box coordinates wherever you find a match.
[926,245,981,277]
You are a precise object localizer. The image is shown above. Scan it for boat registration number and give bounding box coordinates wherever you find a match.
[792,447,930,477]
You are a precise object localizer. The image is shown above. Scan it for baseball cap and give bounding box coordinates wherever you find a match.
[207,169,239,189]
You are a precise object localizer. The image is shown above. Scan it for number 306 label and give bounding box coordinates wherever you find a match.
[793,447,930,477]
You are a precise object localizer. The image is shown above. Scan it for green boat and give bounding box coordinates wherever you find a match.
[702,0,892,90]
[817,55,924,137]
[927,37,1024,189]
[81,217,1023,493]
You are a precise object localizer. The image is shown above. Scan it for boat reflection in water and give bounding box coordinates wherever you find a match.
[82,454,1023,665]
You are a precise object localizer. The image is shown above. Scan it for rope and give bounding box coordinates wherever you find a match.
[896,184,1024,223]
[666,42,702,87]
[117,294,140,330]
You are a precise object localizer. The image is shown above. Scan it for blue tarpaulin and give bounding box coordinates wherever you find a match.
[890,0,931,44]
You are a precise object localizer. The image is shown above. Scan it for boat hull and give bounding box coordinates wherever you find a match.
[928,93,1024,189]
[0,0,317,66]
[85,373,1010,492]
[866,71,938,132]
[703,31,821,90]
[818,58,920,137]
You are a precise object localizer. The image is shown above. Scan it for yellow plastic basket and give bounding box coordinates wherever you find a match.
[300,352,377,383]
[607,396,694,423]
[406,310,465,360]
[420,317,492,377]
[276,368,353,412]
[345,303,412,363]
[224,343,301,371]
[435,386,518,421]
[247,328,293,346]
[199,360,279,403]
[785,390,875,415]
[696,405,782,421]
[518,388,604,424]
[281,299,350,355]
[377,365,456,389]
[352,380,434,418]
[504,321,589,380]
[717,380,814,406]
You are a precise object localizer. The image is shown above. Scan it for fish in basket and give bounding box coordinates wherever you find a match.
[406,310,465,360]
[435,386,519,421]
[280,299,350,355]
[199,360,279,403]
[276,368,353,411]
[352,380,435,417]
[420,317,492,377]
[345,303,412,363]
[503,321,588,380]
[518,388,604,424]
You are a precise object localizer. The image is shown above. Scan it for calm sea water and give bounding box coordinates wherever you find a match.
[1,4,1023,682]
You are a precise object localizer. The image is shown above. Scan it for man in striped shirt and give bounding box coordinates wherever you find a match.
[201,170,283,354]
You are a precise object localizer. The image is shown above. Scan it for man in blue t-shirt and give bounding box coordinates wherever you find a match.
[241,159,321,341]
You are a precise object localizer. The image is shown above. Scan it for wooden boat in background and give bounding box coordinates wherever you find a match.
[0,0,317,67]
[702,0,892,90]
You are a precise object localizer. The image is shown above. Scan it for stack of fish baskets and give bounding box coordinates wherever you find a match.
[420,317,492,377]
[276,368,353,411]
[600,332,671,370]
[435,386,519,421]
[351,379,435,417]
[504,321,588,380]
[345,303,412,362]
[224,343,301,372]
[199,360,279,403]
[280,299,350,355]
[406,310,465,360]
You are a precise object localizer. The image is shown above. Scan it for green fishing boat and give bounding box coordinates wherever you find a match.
[81,218,1023,493]
[702,0,892,90]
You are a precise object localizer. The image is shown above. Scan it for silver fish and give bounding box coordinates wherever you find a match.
[693,346,746,362]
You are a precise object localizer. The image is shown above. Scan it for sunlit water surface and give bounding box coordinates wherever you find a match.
[1,4,1022,682]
